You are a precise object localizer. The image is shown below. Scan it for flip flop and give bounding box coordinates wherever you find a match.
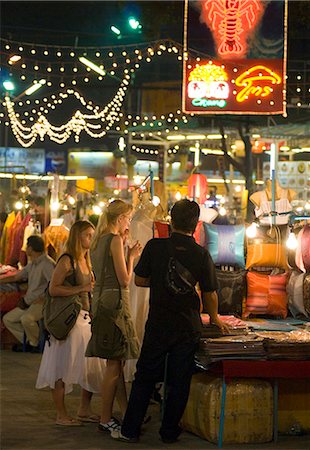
[77,414,100,423]
[56,418,82,426]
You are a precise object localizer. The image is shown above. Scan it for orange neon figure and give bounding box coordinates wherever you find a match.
[201,0,264,58]
[235,65,282,102]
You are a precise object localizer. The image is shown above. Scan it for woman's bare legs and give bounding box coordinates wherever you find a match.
[52,379,67,420]
[77,389,96,418]
[100,359,123,423]
[115,367,128,418]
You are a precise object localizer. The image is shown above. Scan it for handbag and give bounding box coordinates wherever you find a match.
[165,239,197,296]
[43,253,82,340]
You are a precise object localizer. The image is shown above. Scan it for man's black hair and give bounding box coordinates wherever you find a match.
[170,199,200,234]
[27,235,45,253]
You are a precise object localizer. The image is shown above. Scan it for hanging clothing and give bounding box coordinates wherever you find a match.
[8,213,32,267]
[43,224,69,260]
[254,189,292,225]
[124,211,153,382]
[5,212,22,265]
[0,212,16,264]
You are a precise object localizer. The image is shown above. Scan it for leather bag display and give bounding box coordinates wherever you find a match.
[216,269,246,317]
[287,271,308,319]
[246,225,288,270]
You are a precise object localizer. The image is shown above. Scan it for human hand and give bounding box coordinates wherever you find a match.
[120,228,130,246]
[128,240,142,259]
[211,317,230,334]
[80,282,92,293]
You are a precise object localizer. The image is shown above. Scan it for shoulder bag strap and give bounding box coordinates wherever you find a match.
[166,238,196,286]
[99,234,115,295]
[58,253,77,286]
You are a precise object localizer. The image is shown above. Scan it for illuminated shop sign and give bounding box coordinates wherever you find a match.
[184,59,283,114]
[183,0,287,115]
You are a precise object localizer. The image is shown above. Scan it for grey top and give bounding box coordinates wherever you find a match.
[91,233,119,291]
[15,254,55,305]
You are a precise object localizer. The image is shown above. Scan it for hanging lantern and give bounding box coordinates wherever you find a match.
[251,140,265,154]
[187,173,208,204]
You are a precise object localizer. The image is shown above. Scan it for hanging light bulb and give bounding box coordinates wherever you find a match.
[92,205,102,215]
[246,222,258,238]
[286,231,298,250]
[152,196,161,207]
[14,200,23,210]
[175,191,182,201]
[219,206,227,216]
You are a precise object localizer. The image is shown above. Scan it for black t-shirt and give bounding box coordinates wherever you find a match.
[134,232,218,332]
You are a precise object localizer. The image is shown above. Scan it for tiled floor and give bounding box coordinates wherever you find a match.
[1,350,309,450]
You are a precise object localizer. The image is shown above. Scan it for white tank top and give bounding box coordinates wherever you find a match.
[254,189,292,225]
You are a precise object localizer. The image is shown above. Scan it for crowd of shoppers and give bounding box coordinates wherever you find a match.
[2,199,228,442]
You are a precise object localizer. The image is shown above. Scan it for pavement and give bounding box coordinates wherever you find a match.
[1,350,309,450]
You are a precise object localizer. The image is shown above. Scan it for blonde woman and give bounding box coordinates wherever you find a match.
[36,220,105,426]
[86,200,141,434]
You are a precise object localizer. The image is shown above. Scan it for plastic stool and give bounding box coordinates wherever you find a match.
[22,318,46,353]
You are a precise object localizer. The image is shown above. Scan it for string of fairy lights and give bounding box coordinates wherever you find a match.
[1,37,309,148]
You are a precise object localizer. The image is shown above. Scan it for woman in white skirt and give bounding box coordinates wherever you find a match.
[36,220,106,426]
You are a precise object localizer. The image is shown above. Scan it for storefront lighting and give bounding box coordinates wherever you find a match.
[246,222,258,238]
[9,55,22,64]
[219,206,227,216]
[166,135,185,141]
[305,202,310,211]
[25,79,46,96]
[50,200,60,212]
[79,57,106,76]
[152,196,161,207]
[92,205,102,215]
[206,134,226,139]
[14,200,23,210]
[186,135,206,140]
[286,231,298,250]
[175,191,182,201]
[68,196,76,205]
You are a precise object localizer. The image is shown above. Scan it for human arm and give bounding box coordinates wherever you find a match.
[111,235,142,288]
[0,266,28,285]
[48,255,91,297]
[203,290,230,334]
[135,275,150,287]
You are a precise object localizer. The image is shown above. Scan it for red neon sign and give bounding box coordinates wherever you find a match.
[200,0,264,58]
[183,59,284,114]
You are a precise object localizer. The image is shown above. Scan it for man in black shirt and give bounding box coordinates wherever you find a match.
[112,199,229,444]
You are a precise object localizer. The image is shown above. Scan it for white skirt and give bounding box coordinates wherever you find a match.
[36,310,106,394]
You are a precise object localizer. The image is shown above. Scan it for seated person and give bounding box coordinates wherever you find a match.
[1,235,55,352]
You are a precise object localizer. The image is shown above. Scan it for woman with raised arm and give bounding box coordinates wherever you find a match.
[86,200,141,434]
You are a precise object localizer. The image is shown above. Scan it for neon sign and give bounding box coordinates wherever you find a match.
[183,59,284,114]
[200,0,264,58]
[235,65,282,102]
[187,62,229,109]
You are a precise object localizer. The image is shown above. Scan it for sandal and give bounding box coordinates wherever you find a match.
[77,414,100,423]
[98,417,121,433]
[56,417,82,426]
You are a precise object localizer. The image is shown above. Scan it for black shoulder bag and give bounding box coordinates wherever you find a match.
[165,239,197,297]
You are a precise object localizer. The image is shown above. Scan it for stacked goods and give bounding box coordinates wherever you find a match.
[181,373,273,444]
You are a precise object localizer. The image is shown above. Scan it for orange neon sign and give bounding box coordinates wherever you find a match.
[200,0,264,58]
[235,65,282,102]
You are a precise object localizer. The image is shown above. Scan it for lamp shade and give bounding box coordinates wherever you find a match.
[187,173,208,204]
